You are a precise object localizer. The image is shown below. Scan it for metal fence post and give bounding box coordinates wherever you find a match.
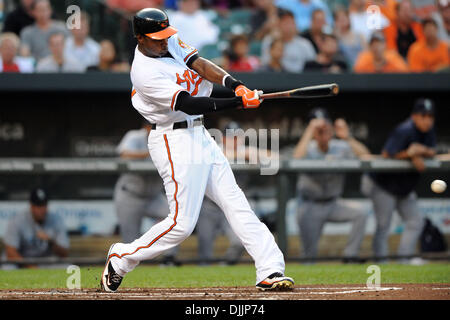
[276,171,290,256]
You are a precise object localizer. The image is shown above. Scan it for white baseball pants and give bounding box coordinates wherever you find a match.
[109,125,285,284]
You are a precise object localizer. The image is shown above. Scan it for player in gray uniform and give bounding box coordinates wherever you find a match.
[3,188,69,268]
[361,99,436,262]
[196,198,244,265]
[114,121,179,263]
[293,108,370,262]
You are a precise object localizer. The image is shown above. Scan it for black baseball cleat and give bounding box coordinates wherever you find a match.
[256,272,294,291]
[101,244,123,292]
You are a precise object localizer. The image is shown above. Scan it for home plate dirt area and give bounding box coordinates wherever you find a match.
[1,284,449,300]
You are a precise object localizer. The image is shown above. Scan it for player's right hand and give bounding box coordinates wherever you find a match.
[242,89,263,109]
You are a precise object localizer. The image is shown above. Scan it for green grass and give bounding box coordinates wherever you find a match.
[0,263,449,290]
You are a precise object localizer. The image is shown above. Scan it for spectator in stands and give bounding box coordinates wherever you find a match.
[168,0,219,51]
[19,0,69,62]
[275,0,333,32]
[258,37,286,71]
[36,32,85,73]
[64,12,100,70]
[301,8,328,53]
[432,0,450,43]
[411,0,437,19]
[261,9,316,72]
[383,0,425,59]
[0,33,21,73]
[250,0,280,41]
[334,6,366,67]
[354,31,409,73]
[407,18,449,72]
[0,32,34,72]
[349,0,390,42]
[3,188,69,267]
[2,0,35,36]
[293,108,369,262]
[304,28,349,72]
[361,98,436,263]
[223,34,260,71]
[87,39,130,72]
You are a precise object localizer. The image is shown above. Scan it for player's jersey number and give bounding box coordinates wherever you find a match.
[176,69,203,96]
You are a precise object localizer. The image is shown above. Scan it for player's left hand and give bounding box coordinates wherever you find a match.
[234,84,251,97]
[242,89,263,109]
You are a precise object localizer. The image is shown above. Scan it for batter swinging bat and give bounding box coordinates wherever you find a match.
[260,83,339,100]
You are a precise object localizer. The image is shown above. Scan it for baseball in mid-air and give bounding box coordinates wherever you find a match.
[431,180,447,193]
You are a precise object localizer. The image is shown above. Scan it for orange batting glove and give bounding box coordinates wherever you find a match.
[242,89,263,109]
[234,84,251,97]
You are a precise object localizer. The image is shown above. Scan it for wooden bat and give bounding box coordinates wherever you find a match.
[260,83,339,99]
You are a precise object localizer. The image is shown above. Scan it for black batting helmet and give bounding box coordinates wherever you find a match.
[132,8,178,40]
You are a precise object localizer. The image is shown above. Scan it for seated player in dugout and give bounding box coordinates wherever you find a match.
[101,8,294,293]
[3,188,69,268]
[293,108,371,263]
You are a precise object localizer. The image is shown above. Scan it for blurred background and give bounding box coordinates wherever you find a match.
[0,0,449,267]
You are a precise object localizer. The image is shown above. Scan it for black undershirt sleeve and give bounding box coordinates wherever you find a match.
[174,91,243,115]
[186,53,199,69]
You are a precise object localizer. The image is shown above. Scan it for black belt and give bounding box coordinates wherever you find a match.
[151,117,203,130]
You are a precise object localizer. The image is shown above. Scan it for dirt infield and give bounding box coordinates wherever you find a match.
[0,284,449,300]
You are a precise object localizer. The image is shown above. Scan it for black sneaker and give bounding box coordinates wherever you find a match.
[101,244,123,292]
[256,272,294,291]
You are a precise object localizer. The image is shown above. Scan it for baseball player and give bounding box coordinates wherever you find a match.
[101,8,294,292]
[361,98,436,262]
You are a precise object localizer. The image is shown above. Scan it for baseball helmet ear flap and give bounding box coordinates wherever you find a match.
[133,8,178,40]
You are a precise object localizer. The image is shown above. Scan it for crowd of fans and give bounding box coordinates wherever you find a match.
[0,0,449,74]
[0,0,130,73]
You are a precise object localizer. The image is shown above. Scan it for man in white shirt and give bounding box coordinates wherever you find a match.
[168,0,219,51]
[64,12,100,69]
[36,32,85,73]
[261,9,316,72]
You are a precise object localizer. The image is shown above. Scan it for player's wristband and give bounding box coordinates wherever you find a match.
[223,74,244,91]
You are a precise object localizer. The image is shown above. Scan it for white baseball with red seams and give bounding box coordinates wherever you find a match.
[107,34,286,284]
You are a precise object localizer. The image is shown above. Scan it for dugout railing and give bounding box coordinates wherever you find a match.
[0,157,449,265]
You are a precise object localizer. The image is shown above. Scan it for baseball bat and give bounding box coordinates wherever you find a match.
[260,83,339,99]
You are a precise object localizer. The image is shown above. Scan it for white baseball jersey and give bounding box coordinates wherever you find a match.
[130,34,213,125]
[108,34,286,286]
